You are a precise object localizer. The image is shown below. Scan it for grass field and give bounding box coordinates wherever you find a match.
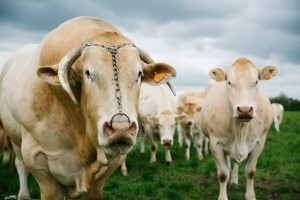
[0,111,299,200]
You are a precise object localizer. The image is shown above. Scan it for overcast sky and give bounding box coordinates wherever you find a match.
[0,0,299,99]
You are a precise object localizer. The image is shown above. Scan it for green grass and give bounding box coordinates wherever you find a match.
[1,111,299,199]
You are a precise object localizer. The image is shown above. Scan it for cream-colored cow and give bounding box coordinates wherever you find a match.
[120,84,177,175]
[139,83,177,164]
[0,16,176,199]
[271,103,284,132]
[177,89,208,160]
[200,58,278,200]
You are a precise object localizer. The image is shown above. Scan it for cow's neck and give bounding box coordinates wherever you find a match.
[232,120,250,163]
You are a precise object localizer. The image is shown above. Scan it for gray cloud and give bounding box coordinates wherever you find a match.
[0,0,299,99]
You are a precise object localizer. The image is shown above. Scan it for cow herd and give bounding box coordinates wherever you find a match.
[0,16,284,200]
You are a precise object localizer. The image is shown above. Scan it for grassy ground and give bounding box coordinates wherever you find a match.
[0,111,299,200]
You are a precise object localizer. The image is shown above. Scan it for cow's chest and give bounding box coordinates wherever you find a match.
[22,132,104,190]
[218,126,260,163]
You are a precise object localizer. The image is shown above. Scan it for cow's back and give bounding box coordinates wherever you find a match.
[0,44,40,145]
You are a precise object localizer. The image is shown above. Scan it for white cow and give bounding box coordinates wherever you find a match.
[200,57,278,200]
[0,16,176,200]
[139,83,177,164]
[177,89,208,160]
[271,103,284,132]
[120,84,177,175]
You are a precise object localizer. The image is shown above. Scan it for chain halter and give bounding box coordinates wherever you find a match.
[82,42,136,127]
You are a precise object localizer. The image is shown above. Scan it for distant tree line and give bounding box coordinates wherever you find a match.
[270,93,300,111]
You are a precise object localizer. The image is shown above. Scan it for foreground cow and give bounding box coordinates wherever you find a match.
[200,58,278,200]
[271,103,284,132]
[177,89,208,160]
[0,16,176,200]
[139,83,177,164]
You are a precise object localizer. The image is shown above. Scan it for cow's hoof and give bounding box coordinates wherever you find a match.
[121,169,128,176]
[166,161,172,166]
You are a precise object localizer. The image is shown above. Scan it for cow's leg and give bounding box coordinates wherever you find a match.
[145,125,157,163]
[120,155,127,176]
[2,144,10,166]
[177,123,184,148]
[204,137,209,155]
[139,129,145,154]
[195,133,203,160]
[273,116,280,132]
[184,136,191,160]
[230,162,239,185]
[0,126,6,154]
[11,142,30,200]
[211,141,230,200]
[20,133,64,200]
[164,145,172,165]
[85,156,123,200]
[244,135,266,200]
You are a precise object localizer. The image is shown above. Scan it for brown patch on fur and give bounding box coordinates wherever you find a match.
[219,173,227,183]
[248,171,255,179]
[151,145,156,152]
[234,58,252,66]
[161,110,173,115]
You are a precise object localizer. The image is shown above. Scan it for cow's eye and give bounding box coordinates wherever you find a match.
[85,69,93,81]
[254,80,258,86]
[228,81,232,86]
[136,71,143,82]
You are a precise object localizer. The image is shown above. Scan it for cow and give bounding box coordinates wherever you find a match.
[200,57,278,200]
[0,16,176,200]
[177,89,208,160]
[271,103,284,132]
[138,83,177,164]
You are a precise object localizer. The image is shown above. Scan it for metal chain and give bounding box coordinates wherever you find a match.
[82,42,135,113]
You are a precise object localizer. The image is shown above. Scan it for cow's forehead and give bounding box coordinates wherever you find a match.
[227,59,258,81]
[82,45,141,71]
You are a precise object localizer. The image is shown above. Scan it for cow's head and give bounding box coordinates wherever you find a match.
[147,110,176,146]
[209,57,278,122]
[37,34,176,158]
[177,103,202,126]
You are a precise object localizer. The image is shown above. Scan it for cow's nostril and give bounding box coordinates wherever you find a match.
[128,122,137,136]
[103,122,114,136]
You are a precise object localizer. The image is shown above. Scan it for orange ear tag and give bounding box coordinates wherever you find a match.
[153,72,165,83]
[53,75,60,83]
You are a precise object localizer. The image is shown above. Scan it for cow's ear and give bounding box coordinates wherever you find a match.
[177,106,184,114]
[196,106,202,112]
[259,66,278,80]
[209,68,226,82]
[147,115,158,127]
[37,64,61,86]
[176,114,186,123]
[142,63,176,85]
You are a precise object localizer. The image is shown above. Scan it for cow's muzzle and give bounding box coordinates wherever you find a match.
[236,106,254,122]
[103,113,137,155]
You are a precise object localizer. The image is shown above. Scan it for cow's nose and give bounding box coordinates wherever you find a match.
[236,106,253,119]
[187,121,193,126]
[103,121,137,137]
[163,139,172,146]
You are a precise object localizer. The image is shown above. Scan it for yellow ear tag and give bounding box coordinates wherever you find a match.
[153,72,165,83]
[53,75,60,83]
[216,76,222,82]
[261,71,270,80]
